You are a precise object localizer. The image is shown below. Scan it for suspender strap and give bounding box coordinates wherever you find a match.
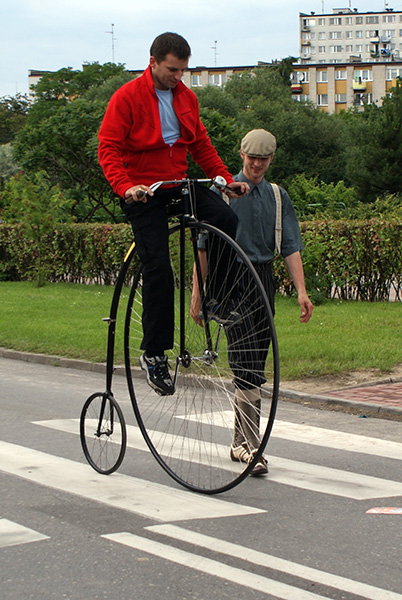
[271,183,282,256]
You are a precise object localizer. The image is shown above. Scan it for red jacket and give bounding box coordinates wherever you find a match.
[98,66,234,198]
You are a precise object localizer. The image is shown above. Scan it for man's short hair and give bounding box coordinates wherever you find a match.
[150,32,191,63]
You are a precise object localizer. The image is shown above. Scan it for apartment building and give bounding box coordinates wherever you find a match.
[294,7,402,112]
[291,61,402,113]
[299,6,402,63]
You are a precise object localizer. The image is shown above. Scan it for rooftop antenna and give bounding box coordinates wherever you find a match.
[322,1,324,13]
[211,40,218,67]
[106,23,116,63]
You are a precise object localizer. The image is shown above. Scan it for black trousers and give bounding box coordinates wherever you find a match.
[123,183,238,353]
[226,262,275,390]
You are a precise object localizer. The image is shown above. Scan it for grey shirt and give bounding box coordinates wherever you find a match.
[228,171,303,264]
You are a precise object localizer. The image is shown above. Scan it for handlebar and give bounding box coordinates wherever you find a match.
[148,176,233,194]
[135,177,241,203]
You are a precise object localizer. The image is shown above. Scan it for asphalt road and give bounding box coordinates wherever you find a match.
[1,356,401,600]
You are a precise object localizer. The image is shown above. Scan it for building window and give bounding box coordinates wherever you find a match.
[335,70,346,79]
[208,73,227,86]
[329,17,342,25]
[330,45,343,53]
[355,44,363,52]
[383,14,396,23]
[383,29,396,38]
[317,94,328,106]
[329,31,342,39]
[318,18,326,25]
[318,45,326,53]
[346,17,353,25]
[318,32,326,40]
[346,45,353,52]
[354,69,373,81]
[335,93,347,103]
[366,15,379,24]
[317,70,328,82]
[299,71,309,83]
[356,16,363,24]
[346,31,353,39]
[355,30,363,38]
[191,74,202,87]
[366,30,378,38]
[386,67,402,80]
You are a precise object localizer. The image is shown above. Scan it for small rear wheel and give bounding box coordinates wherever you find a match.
[80,392,127,475]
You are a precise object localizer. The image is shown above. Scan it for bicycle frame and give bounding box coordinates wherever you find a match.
[101,178,219,399]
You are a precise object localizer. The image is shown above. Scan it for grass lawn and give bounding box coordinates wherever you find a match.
[0,281,401,380]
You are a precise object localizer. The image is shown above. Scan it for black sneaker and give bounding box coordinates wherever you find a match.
[206,299,243,326]
[139,354,175,396]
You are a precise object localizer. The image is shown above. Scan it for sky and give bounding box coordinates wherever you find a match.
[0,0,399,98]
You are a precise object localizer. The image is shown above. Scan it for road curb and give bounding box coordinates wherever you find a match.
[1,347,401,420]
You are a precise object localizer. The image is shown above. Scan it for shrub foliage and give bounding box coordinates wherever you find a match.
[1,221,401,302]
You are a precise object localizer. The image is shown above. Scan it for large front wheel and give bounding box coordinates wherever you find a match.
[124,221,279,494]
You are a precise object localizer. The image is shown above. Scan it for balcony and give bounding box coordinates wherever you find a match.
[353,79,367,92]
[291,84,303,94]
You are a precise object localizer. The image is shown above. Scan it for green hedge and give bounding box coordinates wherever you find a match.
[1,220,401,301]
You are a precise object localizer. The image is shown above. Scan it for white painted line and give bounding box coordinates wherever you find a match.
[35,420,402,500]
[0,441,263,522]
[102,532,330,600]
[272,420,402,461]
[148,524,402,600]
[0,518,49,548]
[267,456,402,500]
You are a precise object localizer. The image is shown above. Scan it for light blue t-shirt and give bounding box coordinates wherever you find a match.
[155,88,181,146]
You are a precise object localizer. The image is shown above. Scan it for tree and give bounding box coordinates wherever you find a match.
[14,63,135,221]
[221,67,349,187]
[187,108,244,178]
[0,144,20,190]
[345,79,402,202]
[1,171,73,285]
[0,94,30,144]
[15,98,117,221]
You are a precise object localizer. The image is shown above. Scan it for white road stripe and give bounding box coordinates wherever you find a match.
[102,532,330,600]
[0,518,49,549]
[0,441,263,522]
[148,524,402,600]
[35,420,402,500]
[272,420,402,461]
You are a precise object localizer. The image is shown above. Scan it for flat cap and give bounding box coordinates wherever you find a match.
[240,129,276,158]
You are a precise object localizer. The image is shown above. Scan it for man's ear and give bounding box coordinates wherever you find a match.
[149,56,157,69]
[240,149,245,160]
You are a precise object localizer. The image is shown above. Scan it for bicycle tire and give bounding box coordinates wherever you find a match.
[80,392,127,475]
[124,221,279,494]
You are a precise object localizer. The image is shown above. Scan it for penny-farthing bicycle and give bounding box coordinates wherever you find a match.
[80,177,279,494]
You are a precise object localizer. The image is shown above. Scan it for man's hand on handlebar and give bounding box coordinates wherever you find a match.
[225,181,249,198]
[213,177,249,198]
[124,185,153,204]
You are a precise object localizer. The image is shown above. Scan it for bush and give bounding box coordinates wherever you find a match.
[0,220,401,301]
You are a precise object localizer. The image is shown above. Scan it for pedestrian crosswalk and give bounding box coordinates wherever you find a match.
[0,518,49,549]
[1,416,401,600]
[35,418,402,500]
